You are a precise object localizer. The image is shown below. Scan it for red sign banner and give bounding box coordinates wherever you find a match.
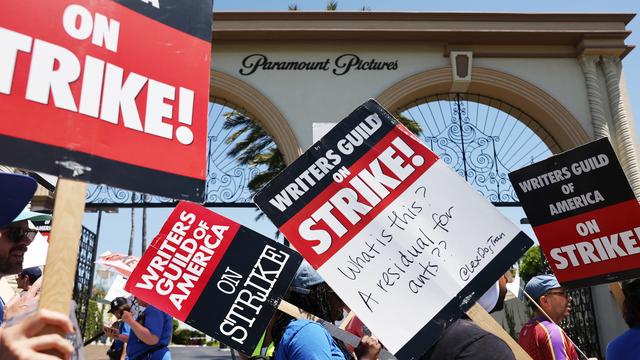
[0,0,212,200]
[510,138,640,287]
[125,201,302,354]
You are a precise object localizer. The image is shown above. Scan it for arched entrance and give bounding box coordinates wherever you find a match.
[377,67,590,152]
[391,88,601,356]
[397,92,559,206]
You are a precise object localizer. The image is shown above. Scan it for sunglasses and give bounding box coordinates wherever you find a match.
[2,226,37,243]
[545,290,570,298]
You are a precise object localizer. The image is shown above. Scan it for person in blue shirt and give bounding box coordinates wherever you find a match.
[272,262,381,360]
[105,297,132,360]
[122,298,173,360]
[607,279,640,360]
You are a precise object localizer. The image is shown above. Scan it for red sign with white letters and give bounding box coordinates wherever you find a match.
[510,138,640,287]
[125,201,302,354]
[0,0,212,200]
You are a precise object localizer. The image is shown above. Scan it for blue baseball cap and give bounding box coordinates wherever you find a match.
[292,261,325,294]
[19,266,42,282]
[525,274,562,300]
[0,173,37,228]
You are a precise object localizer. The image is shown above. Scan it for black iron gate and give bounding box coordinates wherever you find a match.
[73,226,98,335]
[564,287,602,357]
[401,94,602,358]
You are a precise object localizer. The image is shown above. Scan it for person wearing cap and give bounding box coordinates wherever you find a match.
[271,262,381,360]
[0,173,74,359]
[420,272,515,360]
[104,297,131,360]
[0,202,51,325]
[518,274,578,360]
[17,266,42,292]
[606,279,640,360]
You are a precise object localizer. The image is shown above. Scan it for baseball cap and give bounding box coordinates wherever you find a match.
[292,261,325,295]
[108,297,129,313]
[525,274,562,300]
[19,266,42,282]
[12,208,52,223]
[0,173,37,228]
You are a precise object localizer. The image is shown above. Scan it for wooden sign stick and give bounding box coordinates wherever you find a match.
[465,303,532,360]
[39,178,87,315]
[608,282,625,310]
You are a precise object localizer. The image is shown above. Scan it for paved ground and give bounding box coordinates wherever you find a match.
[85,345,238,360]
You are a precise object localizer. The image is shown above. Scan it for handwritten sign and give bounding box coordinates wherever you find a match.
[125,201,302,354]
[0,0,212,200]
[509,138,640,287]
[254,99,533,359]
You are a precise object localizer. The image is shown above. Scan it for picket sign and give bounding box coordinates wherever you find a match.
[1,0,212,338]
[465,303,532,360]
[509,138,640,287]
[37,178,87,350]
[254,99,534,359]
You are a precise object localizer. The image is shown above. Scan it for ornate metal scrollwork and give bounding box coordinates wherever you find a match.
[73,226,97,336]
[86,99,266,208]
[399,93,560,206]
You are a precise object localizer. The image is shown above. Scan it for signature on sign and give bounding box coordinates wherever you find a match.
[458,232,506,281]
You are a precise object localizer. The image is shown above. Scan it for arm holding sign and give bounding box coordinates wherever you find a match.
[122,310,159,346]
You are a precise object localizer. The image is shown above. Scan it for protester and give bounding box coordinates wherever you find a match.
[606,279,640,359]
[16,266,42,292]
[420,272,515,360]
[121,298,172,360]
[104,297,131,360]
[0,172,74,359]
[272,262,381,360]
[518,274,578,360]
[0,206,51,325]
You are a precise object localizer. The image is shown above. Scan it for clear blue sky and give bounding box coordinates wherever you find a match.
[83,0,639,268]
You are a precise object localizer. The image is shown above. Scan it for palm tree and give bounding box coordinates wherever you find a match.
[223,112,284,197]
[288,3,299,10]
[326,1,338,10]
[223,111,422,201]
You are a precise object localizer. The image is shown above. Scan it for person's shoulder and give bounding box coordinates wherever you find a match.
[443,319,488,340]
[145,306,169,318]
[521,318,555,337]
[607,328,640,355]
[286,319,324,335]
[426,320,514,360]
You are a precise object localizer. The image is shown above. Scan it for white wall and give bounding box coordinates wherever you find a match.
[213,42,594,150]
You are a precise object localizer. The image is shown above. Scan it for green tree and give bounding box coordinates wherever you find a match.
[326,1,338,10]
[519,245,551,284]
[288,3,299,10]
